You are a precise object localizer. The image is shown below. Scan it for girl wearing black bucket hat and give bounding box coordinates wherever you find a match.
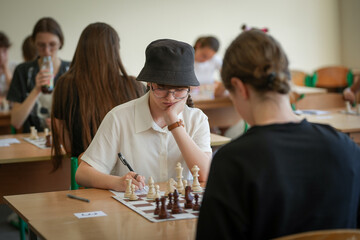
[76,39,212,192]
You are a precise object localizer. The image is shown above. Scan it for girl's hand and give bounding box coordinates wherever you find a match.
[343,87,356,104]
[35,69,53,91]
[164,96,187,125]
[116,172,146,192]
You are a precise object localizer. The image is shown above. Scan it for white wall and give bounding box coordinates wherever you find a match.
[339,0,360,71]
[0,0,345,75]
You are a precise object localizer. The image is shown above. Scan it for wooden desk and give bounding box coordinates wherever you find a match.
[4,186,201,239]
[0,110,11,134]
[0,134,70,204]
[193,95,241,129]
[302,109,360,144]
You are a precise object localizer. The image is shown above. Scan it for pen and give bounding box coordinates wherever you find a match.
[67,194,90,203]
[118,152,134,172]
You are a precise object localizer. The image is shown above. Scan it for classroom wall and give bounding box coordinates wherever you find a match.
[339,0,360,71]
[0,0,352,76]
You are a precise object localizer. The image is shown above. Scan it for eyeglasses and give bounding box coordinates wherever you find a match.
[151,83,190,99]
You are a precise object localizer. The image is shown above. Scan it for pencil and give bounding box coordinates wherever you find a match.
[67,194,90,203]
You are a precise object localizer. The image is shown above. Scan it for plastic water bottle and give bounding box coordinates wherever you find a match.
[41,56,54,94]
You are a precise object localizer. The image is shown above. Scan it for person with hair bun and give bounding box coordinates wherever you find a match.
[197,29,360,239]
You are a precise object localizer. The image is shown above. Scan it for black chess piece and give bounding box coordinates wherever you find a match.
[159,197,170,219]
[184,186,193,209]
[45,134,52,147]
[154,198,160,215]
[167,193,173,210]
[171,189,183,214]
[192,193,200,211]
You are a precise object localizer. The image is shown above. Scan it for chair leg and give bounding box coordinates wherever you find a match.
[19,216,26,240]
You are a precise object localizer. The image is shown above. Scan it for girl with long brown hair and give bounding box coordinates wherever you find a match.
[51,22,145,171]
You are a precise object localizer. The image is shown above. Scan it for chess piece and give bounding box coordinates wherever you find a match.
[30,126,38,140]
[176,162,184,194]
[192,193,200,211]
[129,184,139,201]
[124,179,132,198]
[147,177,156,199]
[346,101,352,113]
[167,193,173,209]
[154,185,161,200]
[45,134,52,147]
[44,128,49,136]
[154,198,160,215]
[191,165,202,192]
[171,189,183,214]
[164,178,176,197]
[159,197,170,219]
[181,180,187,195]
[184,186,193,209]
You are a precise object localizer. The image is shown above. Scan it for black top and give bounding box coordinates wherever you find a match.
[7,58,70,133]
[197,119,360,240]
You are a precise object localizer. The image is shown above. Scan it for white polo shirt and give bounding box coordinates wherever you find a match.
[81,92,212,183]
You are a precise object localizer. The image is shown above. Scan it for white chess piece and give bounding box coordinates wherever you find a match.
[346,101,352,113]
[154,185,161,200]
[147,177,156,199]
[191,165,202,192]
[129,184,139,201]
[176,162,184,194]
[181,180,187,195]
[164,178,176,196]
[30,126,38,140]
[124,179,132,198]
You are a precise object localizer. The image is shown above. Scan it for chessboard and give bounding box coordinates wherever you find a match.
[23,137,49,149]
[112,190,204,223]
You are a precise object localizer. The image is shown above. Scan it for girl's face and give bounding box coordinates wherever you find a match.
[195,46,216,63]
[34,32,61,58]
[149,83,189,110]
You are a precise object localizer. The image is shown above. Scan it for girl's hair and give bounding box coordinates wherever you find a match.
[221,29,290,94]
[51,22,145,170]
[22,35,38,62]
[194,36,220,52]
[32,17,64,49]
[0,32,11,48]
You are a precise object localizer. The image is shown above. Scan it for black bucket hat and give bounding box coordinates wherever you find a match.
[137,39,200,87]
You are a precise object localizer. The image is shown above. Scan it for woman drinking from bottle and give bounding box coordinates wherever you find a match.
[7,17,70,132]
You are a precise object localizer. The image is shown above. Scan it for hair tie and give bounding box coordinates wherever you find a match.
[267,72,276,87]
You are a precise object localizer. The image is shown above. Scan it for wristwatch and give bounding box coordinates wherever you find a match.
[168,119,184,131]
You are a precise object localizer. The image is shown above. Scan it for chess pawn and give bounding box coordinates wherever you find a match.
[191,165,202,192]
[192,193,201,211]
[184,186,193,209]
[154,198,160,215]
[129,184,139,201]
[159,197,170,219]
[154,185,161,200]
[45,134,52,147]
[124,179,132,198]
[176,162,184,194]
[44,128,49,136]
[167,193,173,209]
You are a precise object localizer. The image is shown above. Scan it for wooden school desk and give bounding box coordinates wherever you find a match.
[4,183,204,240]
[0,110,11,134]
[301,109,360,145]
[0,133,70,204]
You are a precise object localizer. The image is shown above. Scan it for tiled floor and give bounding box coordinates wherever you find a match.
[0,204,22,240]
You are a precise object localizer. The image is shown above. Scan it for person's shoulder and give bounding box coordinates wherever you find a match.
[14,60,36,73]
[109,94,142,115]
[183,105,208,121]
